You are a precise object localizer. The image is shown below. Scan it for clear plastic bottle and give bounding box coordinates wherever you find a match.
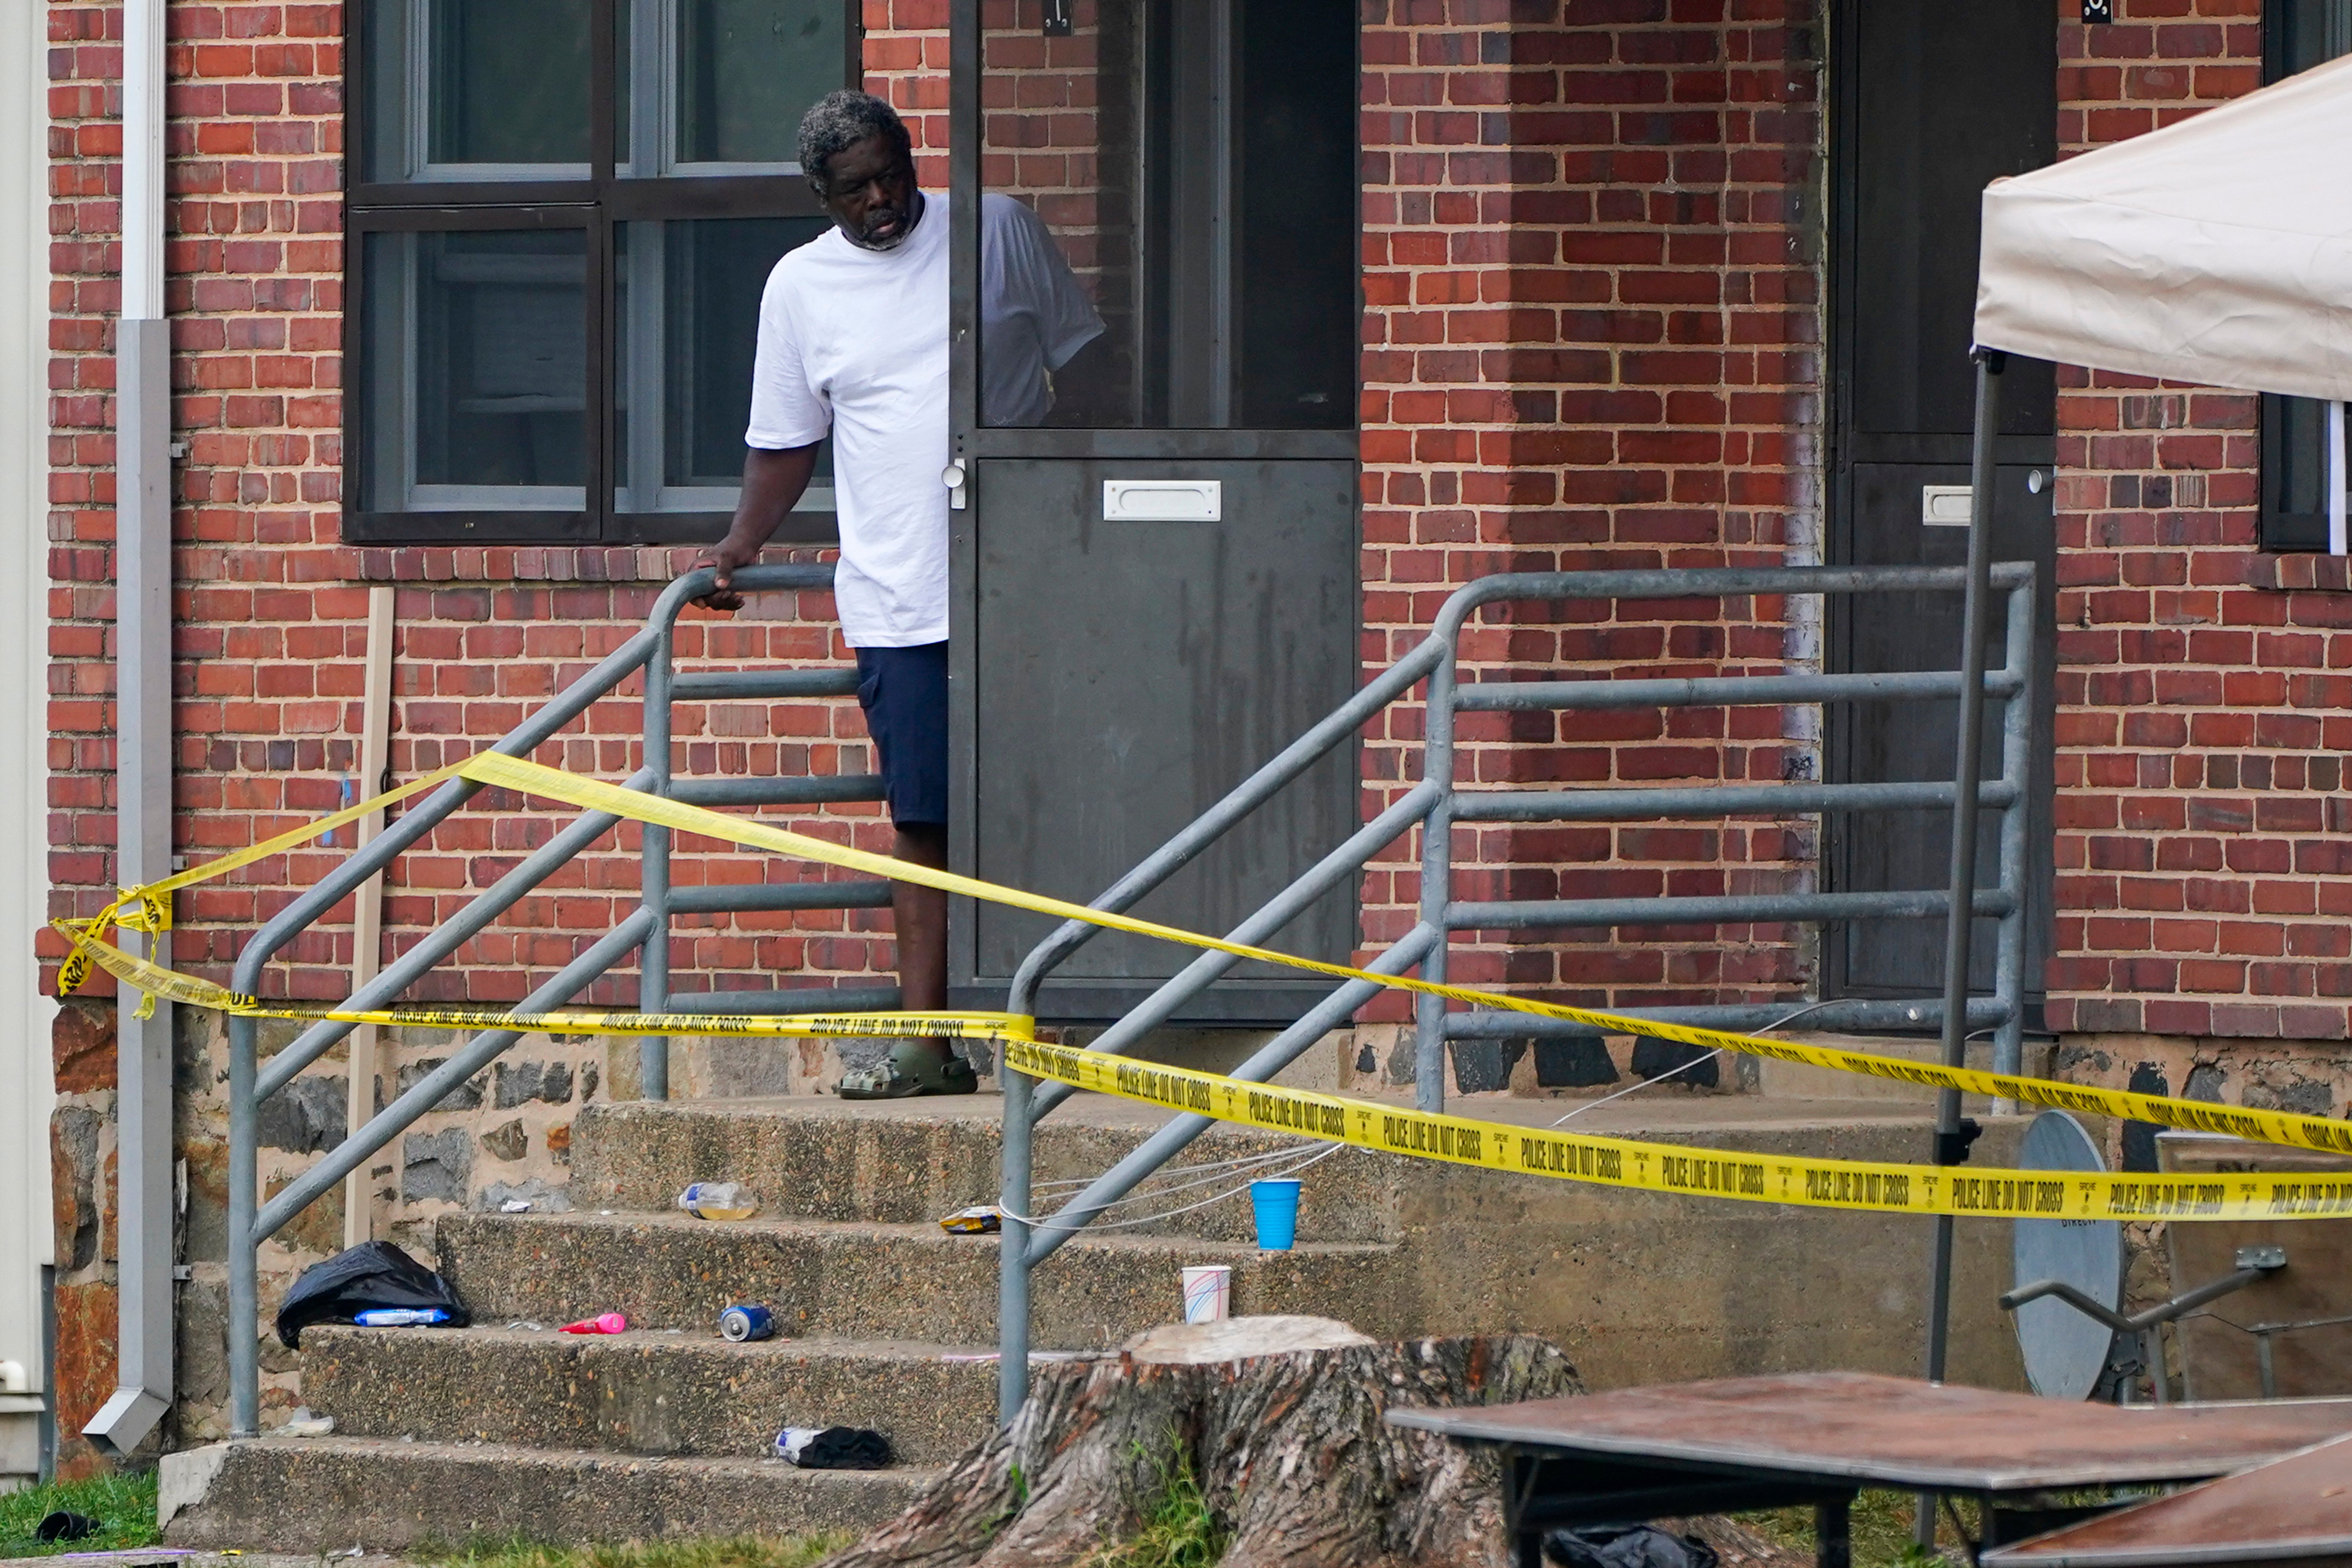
[677,1181,760,1220]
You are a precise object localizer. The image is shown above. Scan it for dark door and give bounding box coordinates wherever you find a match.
[947,0,1361,1021]
[1826,0,2058,1006]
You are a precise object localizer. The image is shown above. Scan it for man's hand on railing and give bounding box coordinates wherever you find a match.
[690,533,764,614]
[694,442,825,612]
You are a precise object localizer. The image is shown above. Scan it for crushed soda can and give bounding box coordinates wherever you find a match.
[720,1303,776,1342]
[938,1205,1002,1235]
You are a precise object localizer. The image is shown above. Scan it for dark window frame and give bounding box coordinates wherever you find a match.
[2258,2,2347,552]
[342,0,857,546]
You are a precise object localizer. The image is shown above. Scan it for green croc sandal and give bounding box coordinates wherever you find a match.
[837,1040,979,1100]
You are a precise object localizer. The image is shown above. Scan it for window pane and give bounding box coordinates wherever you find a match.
[978,0,1355,430]
[2278,0,2352,71]
[680,0,841,165]
[361,228,588,511]
[364,0,592,181]
[614,217,833,515]
[617,0,844,176]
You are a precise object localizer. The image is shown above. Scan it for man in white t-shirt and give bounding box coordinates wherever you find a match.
[693,90,1103,1098]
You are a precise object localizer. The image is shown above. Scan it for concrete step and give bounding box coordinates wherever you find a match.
[567,1093,1401,1244]
[158,1435,939,1553]
[436,1209,1404,1347]
[303,1325,1014,1465]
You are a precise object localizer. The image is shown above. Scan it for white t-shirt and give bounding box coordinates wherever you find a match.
[745,192,1103,647]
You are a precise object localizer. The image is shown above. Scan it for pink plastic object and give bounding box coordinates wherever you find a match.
[559,1312,628,1335]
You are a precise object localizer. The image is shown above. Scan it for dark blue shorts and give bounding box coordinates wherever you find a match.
[854,641,949,828]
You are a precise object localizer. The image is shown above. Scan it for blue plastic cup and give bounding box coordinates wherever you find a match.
[1249,1178,1301,1251]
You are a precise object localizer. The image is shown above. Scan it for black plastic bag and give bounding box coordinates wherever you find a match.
[1544,1524,1719,1568]
[275,1240,470,1348]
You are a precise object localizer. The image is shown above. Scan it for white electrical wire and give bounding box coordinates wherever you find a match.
[1549,997,1846,1126]
[1024,1138,1340,1193]
[998,1142,1343,1233]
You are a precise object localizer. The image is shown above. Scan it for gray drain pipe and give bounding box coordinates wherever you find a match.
[82,0,174,1457]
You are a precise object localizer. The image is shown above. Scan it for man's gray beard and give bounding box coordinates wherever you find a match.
[846,192,923,252]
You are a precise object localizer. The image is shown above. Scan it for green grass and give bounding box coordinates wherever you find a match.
[1741,1487,2151,1568]
[1741,1490,1968,1568]
[411,1533,854,1568]
[1085,1443,1226,1568]
[0,1469,163,1558]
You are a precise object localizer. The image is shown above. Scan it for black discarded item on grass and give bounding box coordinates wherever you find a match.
[1543,1525,1719,1568]
[37,1511,102,1543]
[275,1240,471,1348]
[775,1425,894,1470]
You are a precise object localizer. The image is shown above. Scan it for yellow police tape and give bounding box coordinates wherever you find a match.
[49,751,2352,1222]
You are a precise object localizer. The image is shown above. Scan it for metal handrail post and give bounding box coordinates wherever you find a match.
[1414,641,1458,1111]
[642,619,674,1100]
[1992,573,2038,1085]
[996,1066,1033,1423]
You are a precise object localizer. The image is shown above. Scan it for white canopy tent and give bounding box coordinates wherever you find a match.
[1974,49,2352,547]
[1916,54,2352,1403]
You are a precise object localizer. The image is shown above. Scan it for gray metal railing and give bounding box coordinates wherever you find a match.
[994,563,2037,1420]
[211,558,2036,1436]
[223,564,878,1435]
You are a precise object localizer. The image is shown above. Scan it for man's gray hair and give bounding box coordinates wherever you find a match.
[798,90,911,188]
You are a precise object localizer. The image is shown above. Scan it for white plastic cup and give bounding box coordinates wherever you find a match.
[1180,1264,1231,1324]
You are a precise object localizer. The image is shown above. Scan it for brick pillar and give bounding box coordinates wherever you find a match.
[1356,0,1824,1068]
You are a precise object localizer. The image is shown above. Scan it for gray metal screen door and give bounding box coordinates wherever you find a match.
[945,0,1362,1022]
[1826,0,2059,1008]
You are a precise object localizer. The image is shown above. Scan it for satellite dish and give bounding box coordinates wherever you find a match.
[2013,1110,2124,1401]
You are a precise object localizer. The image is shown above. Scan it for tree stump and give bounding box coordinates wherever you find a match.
[824,1317,1580,1568]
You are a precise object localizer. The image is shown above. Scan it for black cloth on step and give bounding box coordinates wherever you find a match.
[274,1240,471,1348]
[776,1426,894,1470]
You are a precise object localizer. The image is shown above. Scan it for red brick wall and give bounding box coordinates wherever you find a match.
[864,0,949,184]
[47,0,1839,1067]
[1353,0,1826,1030]
[44,3,906,1017]
[2045,0,2352,1059]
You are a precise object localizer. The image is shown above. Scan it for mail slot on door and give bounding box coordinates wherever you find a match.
[1103,479,1222,522]
[1920,484,1973,526]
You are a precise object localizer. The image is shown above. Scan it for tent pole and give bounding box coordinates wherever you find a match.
[1916,348,2004,1549]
